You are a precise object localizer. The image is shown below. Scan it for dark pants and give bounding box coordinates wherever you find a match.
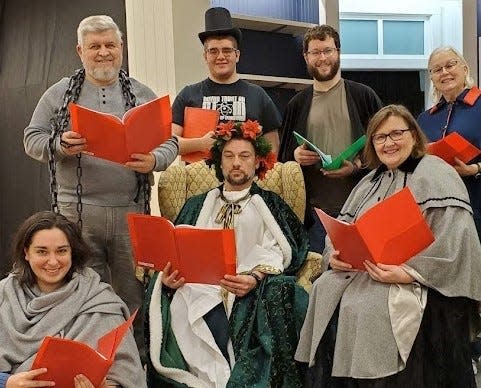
[308,208,328,255]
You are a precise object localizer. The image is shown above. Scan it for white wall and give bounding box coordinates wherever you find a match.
[463,0,477,87]
[125,0,209,214]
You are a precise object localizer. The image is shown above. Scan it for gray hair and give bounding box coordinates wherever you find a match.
[428,46,474,103]
[77,15,123,46]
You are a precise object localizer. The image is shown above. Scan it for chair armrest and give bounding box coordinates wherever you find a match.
[158,165,187,221]
[296,251,323,292]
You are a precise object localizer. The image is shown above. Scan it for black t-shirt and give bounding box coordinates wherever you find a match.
[172,78,281,133]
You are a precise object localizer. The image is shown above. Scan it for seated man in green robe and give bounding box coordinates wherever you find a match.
[145,120,309,387]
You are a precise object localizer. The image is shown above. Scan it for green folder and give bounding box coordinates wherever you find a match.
[293,131,366,170]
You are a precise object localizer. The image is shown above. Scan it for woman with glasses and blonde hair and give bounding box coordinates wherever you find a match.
[418,47,481,236]
[296,104,481,387]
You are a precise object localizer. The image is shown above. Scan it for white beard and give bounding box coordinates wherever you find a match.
[87,66,119,83]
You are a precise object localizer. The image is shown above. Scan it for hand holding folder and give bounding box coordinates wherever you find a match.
[293,131,366,170]
[69,95,172,164]
[181,107,220,163]
[427,132,481,165]
[315,188,435,270]
[127,213,237,284]
[32,311,137,387]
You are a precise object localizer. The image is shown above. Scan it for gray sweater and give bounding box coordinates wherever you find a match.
[24,77,178,206]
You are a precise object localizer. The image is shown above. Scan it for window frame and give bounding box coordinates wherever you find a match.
[339,13,430,70]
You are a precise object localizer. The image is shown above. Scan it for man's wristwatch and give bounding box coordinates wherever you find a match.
[475,163,481,179]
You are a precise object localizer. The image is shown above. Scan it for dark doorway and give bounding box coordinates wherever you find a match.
[342,70,425,117]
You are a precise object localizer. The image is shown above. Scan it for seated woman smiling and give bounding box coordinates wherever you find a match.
[296,105,481,387]
[0,211,146,388]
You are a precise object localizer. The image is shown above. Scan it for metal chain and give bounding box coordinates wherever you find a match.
[119,69,152,287]
[75,153,83,229]
[119,69,152,215]
[48,68,151,230]
[48,69,85,217]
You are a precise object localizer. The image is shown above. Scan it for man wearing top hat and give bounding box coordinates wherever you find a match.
[172,6,282,157]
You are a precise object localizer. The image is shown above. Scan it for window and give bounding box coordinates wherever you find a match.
[383,21,424,55]
[340,17,425,56]
[340,20,378,54]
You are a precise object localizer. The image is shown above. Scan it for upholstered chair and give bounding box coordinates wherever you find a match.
[156,160,323,291]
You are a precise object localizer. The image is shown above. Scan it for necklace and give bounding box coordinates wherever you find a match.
[214,191,252,229]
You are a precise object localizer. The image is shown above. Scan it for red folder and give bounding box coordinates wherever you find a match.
[69,95,172,164]
[32,310,137,387]
[427,132,481,165]
[127,213,237,284]
[181,107,220,163]
[315,188,435,270]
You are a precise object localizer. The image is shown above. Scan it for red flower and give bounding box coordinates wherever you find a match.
[257,152,277,180]
[215,121,235,139]
[241,120,262,140]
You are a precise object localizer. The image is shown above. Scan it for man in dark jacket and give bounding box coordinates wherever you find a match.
[279,25,382,253]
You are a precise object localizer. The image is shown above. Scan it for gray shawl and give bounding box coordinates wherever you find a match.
[0,267,146,388]
[296,155,481,378]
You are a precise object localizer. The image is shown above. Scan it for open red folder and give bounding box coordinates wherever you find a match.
[315,188,435,270]
[127,213,237,284]
[427,132,481,165]
[181,107,220,163]
[32,310,137,387]
[69,95,172,164]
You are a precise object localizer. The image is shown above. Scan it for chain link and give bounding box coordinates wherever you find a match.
[119,70,152,215]
[48,68,152,231]
[48,69,85,218]
[75,153,83,229]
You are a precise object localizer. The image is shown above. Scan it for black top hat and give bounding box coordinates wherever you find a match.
[198,7,242,45]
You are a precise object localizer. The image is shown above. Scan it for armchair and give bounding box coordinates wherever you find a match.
[156,160,322,291]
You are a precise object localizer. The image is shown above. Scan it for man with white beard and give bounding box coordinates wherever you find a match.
[24,15,178,359]
[279,25,382,254]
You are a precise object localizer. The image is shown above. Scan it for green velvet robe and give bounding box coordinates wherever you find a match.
[145,183,309,387]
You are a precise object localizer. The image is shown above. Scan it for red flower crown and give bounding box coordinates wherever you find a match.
[209,120,276,180]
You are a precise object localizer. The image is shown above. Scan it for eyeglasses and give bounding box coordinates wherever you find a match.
[205,47,239,57]
[429,60,459,75]
[306,47,339,58]
[372,129,412,145]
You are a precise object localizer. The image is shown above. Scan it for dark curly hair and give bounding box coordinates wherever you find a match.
[206,120,275,181]
[303,25,340,53]
[10,211,89,288]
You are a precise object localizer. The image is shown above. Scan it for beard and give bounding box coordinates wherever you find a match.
[224,170,253,187]
[86,65,119,84]
[307,57,340,82]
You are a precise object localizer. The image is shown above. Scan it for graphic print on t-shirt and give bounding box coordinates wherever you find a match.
[202,95,246,121]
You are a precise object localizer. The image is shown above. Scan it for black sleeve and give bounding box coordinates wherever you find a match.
[359,85,383,128]
[279,98,299,162]
[259,91,282,134]
[171,87,188,126]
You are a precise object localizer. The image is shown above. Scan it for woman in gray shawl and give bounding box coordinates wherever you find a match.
[296,105,481,387]
[0,211,146,388]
